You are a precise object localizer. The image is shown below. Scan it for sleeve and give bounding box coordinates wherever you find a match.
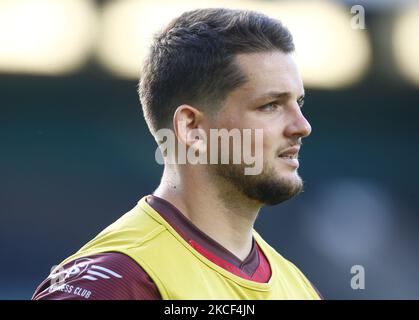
[32,252,162,300]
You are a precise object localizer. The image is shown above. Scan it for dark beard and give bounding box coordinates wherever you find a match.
[213,161,304,206]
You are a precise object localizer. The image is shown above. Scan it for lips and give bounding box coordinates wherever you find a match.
[278,146,300,159]
[277,146,300,169]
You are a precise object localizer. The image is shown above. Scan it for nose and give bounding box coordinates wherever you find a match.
[283,106,312,139]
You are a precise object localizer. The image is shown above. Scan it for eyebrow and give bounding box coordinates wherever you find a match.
[252,91,305,105]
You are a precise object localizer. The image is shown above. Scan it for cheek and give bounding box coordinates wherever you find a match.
[215,112,284,156]
[220,114,245,129]
[262,126,281,153]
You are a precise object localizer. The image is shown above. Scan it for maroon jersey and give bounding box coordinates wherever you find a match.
[33,195,272,300]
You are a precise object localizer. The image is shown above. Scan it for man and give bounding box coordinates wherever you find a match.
[33,8,320,300]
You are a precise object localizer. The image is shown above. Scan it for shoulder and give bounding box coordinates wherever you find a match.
[32,252,161,300]
[253,230,322,299]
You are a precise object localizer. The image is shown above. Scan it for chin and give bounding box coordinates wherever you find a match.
[276,169,302,184]
[248,170,304,206]
[212,160,305,206]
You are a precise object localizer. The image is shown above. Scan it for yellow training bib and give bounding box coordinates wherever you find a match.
[56,197,320,300]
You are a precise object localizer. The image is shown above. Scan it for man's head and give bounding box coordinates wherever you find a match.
[138,8,311,206]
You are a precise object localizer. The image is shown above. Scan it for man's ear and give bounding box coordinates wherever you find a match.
[173,104,205,147]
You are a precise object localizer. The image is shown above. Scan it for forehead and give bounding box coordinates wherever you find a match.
[233,51,303,101]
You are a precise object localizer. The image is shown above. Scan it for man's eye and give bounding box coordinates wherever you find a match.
[258,102,278,112]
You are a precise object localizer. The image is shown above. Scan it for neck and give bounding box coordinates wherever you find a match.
[153,165,262,261]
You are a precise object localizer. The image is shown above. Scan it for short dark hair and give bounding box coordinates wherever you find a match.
[138,8,295,135]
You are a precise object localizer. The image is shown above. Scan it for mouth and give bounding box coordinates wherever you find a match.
[277,146,300,168]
